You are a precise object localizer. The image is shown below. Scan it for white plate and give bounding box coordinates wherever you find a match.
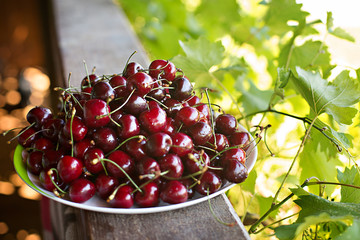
[14,125,257,214]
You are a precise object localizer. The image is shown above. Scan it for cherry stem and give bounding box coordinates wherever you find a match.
[144,95,169,109]
[202,88,217,147]
[3,122,35,143]
[70,108,76,157]
[95,152,108,176]
[97,89,136,119]
[97,157,142,193]
[122,51,137,76]
[251,211,300,234]
[207,187,236,227]
[105,135,145,157]
[83,60,92,88]
[54,86,84,110]
[132,170,170,195]
[210,145,244,162]
[48,168,67,195]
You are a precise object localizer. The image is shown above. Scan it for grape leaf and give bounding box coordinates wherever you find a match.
[334,219,360,240]
[327,12,355,42]
[292,67,360,125]
[337,166,360,204]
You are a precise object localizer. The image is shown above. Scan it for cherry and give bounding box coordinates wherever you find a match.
[83,99,110,128]
[196,103,211,122]
[91,81,115,102]
[158,154,184,178]
[148,59,176,82]
[188,121,213,145]
[186,95,200,106]
[73,138,95,160]
[170,132,193,157]
[195,171,222,195]
[179,179,195,199]
[57,156,83,183]
[146,81,166,101]
[163,98,183,118]
[127,72,154,96]
[136,157,161,182]
[42,118,65,141]
[32,137,54,151]
[95,173,119,200]
[122,93,148,116]
[169,76,193,101]
[69,178,96,203]
[17,126,38,148]
[163,117,176,135]
[63,116,88,142]
[160,180,188,204]
[42,149,65,169]
[26,106,53,130]
[183,151,210,174]
[145,132,172,158]
[92,127,118,153]
[123,62,143,79]
[206,133,229,152]
[139,105,167,133]
[106,150,135,179]
[116,114,140,139]
[27,151,44,175]
[124,137,147,161]
[175,106,200,127]
[222,159,248,183]
[220,147,246,165]
[228,131,251,151]
[134,182,159,207]
[39,169,65,192]
[108,185,134,208]
[81,74,99,89]
[83,148,105,174]
[109,75,127,98]
[215,114,237,135]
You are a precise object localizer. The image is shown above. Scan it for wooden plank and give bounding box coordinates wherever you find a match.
[48,0,251,239]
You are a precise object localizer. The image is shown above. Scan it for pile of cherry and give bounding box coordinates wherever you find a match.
[17,59,251,208]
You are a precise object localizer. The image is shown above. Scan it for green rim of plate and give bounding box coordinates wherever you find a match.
[14,144,53,198]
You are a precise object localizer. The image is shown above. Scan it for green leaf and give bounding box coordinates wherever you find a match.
[240,169,257,194]
[327,11,355,42]
[237,78,273,114]
[334,219,360,240]
[337,167,360,204]
[292,67,360,125]
[274,67,291,99]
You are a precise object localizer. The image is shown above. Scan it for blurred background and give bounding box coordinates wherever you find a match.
[0,0,359,239]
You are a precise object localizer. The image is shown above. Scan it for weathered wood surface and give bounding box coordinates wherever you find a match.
[48,0,251,239]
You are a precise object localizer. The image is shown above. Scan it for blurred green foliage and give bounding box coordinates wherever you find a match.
[118,0,360,238]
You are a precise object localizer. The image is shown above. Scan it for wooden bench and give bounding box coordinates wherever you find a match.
[47,0,251,239]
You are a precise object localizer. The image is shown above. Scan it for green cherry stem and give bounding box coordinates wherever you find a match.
[105,135,146,157]
[48,168,67,195]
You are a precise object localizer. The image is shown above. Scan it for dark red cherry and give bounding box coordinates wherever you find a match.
[73,138,95,160]
[146,81,166,101]
[145,132,172,158]
[127,72,154,96]
[109,75,127,98]
[139,105,167,133]
[160,180,188,204]
[169,76,193,101]
[27,151,44,175]
[134,182,160,207]
[93,127,118,153]
[26,106,53,130]
[91,81,115,102]
[57,156,83,183]
[179,178,195,199]
[186,95,200,106]
[196,103,211,121]
[123,62,143,79]
[188,121,213,145]
[95,173,119,200]
[32,137,54,151]
[182,151,210,174]
[42,118,65,141]
[175,106,200,127]
[106,150,135,179]
[206,133,229,152]
[42,149,65,169]
[149,59,176,81]
[215,114,237,135]
[83,148,105,174]
[17,126,38,148]
[171,132,193,157]
[163,117,175,135]
[124,137,146,161]
[63,116,88,142]
[122,93,148,116]
[69,178,96,203]
[163,98,183,118]
[223,159,248,183]
[116,114,140,139]
[158,154,184,178]
[195,171,222,195]
[220,148,246,165]
[108,184,134,208]
[39,169,65,192]
[136,157,161,182]
[228,131,251,151]
[81,74,99,89]
[83,99,110,128]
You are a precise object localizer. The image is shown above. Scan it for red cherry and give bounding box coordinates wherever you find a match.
[26,106,53,130]
[108,185,134,208]
[109,75,127,98]
[228,131,251,151]
[17,126,38,148]
[139,105,167,133]
[215,114,237,135]
[149,59,176,81]
[106,150,135,179]
[222,159,248,183]
[169,76,193,101]
[158,154,184,178]
[170,132,193,157]
[182,151,210,174]
[134,182,160,207]
[69,178,96,203]
[160,180,188,204]
[95,173,119,200]
[145,132,172,158]
[27,151,44,175]
[57,156,83,183]
[91,81,115,102]
[195,171,222,195]
[92,127,118,153]
[83,148,105,174]
[83,99,110,128]
[63,116,88,142]
[123,62,143,79]
[116,114,140,139]
[127,72,154,96]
